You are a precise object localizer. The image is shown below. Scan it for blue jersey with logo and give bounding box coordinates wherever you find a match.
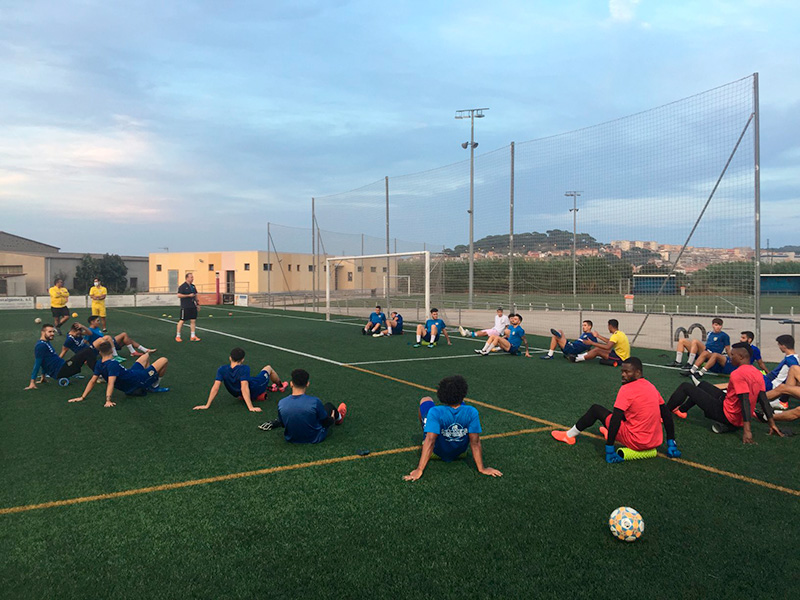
[369,312,387,325]
[393,314,403,333]
[215,364,269,398]
[86,326,105,346]
[705,331,730,354]
[93,359,151,395]
[277,394,330,444]
[507,324,525,349]
[423,403,481,461]
[31,340,65,379]
[63,335,89,354]
[425,318,446,332]
[570,331,598,353]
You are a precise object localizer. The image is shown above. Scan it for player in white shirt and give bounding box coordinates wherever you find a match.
[460,307,510,339]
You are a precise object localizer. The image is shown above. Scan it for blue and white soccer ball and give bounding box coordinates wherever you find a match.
[609,506,644,542]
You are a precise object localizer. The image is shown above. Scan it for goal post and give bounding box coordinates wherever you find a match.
[384,275,411,296]
[326,250,430,321]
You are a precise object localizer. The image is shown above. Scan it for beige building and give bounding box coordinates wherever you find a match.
[149,251,398,294]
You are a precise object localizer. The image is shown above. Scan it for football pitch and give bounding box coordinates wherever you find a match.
[1,306,797,599]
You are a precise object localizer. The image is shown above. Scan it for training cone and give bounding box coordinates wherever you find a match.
[616,447,657,460]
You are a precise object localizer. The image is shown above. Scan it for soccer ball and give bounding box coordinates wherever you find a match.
[34,317,42,324]
[71,312,78,318]
[609,507,644,542]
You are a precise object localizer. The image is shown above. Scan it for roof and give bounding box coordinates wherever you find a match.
[0,231,60,253]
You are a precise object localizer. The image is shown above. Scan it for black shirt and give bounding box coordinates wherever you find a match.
[178,282,198,309]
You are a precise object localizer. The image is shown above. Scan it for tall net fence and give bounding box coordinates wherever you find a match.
[303,76,781,353]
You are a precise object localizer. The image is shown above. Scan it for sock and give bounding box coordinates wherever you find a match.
[481,343,491,352]
[575,353,587,362]
[687,353,697,364]
[416,334,421,343]
[137,345,147,352]
[388,326,392,334]
[699,367,707,375]
[547,350,554,357]
[675,351,683,362]
[566,426,580,438]
[126,344,135,353]
[690,365,698,373]
[111,346,119,357]
[191,330,196,338]
[176,332,181,339]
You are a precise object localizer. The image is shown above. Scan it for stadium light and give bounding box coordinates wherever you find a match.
[456,107,489,309]
[565,191,582,297]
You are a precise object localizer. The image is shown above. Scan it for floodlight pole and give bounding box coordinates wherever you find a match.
[456,108,488,309]
[565,191,581,298]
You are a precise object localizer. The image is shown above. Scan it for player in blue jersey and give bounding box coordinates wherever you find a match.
[681,318,732,377]
[671,317,729,369]
[475,313,530,357]
[542,320,598,360]
[266,369,347,443]
[84,315,156,360]
[413,308,451,348]
[387,311,403,335]
[695,331,767,379]
[761,335,800,410]
[68,341,169,407]
[59,323,92,358]
[363,306,387,336]
[194,347,287,412]
[404,375,502,481]
[25,324,98,390]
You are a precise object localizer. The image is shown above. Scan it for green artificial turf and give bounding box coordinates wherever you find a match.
[1,305,798,599]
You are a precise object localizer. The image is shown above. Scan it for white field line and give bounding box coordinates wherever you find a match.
[346,354,483,366]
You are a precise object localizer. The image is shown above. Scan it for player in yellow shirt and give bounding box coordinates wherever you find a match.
[89,277,109,332]
[48,278,71,335]
[571,319,630,366]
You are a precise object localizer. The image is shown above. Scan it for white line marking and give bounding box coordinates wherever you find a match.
[347,354,482,366]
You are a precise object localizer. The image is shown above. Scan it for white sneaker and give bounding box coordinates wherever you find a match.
[473,349,483,354]
[459,326,468,337]
[372,333,383,338]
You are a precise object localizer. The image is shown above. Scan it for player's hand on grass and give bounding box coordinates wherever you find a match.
[524,352,530,358]
[193,405,209,410]
[605,445,624,463]
[768,423,784,437]
[403,469,424,481]
[24,382,37,390]
[479,467,503,477]
[742,431,755,444]
[68,397,85,403]
[249,406,262,413]
[104,400,116,408]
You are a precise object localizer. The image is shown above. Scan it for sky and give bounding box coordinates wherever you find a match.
[1,0,798,255]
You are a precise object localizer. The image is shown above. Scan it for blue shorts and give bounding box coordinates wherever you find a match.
[764,375,773,392]
[710,360,732,375]
[127,362,159,394]
[563,341,588,355]
[506,344,521,356]
[422,332,439,343]
[609,351,622,362]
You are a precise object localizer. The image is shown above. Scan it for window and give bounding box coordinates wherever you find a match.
[324,265,327,272]
[263,263,272,271]
[297,265,301,272]
[382,267,388,273]
[129,277,138,290]
[370,266,377,273]
[208,263,214,271]
[347,272,353,282]
[308,265,314,272]
[156,264,162,272]
[244,263,250,271]
[287,265,291,271]
[357,266,363,272]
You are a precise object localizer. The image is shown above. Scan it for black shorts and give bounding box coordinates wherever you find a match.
[51,307,69,318]
[180,306,198,321]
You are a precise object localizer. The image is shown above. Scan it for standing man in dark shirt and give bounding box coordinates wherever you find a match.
[176,273,201,342]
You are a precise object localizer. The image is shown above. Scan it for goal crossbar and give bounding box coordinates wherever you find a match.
[325,250,430,321]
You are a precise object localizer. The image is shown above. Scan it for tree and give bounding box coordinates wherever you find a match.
[73,254,129,294]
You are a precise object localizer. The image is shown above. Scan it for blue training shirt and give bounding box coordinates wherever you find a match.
[277,394,331,444]
[507,324,525,349]
[63,335,89,354]
[31,340,65,379]
[705,331,730,354]
[369,312,387,325]
[423,403,482,461]
[425,318,446,332]
[394,314,403,333]
[215,364,269,398]
[93,359,148,395]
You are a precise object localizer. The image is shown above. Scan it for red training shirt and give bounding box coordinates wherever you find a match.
[724,363,765,427]
[613,377,664,451]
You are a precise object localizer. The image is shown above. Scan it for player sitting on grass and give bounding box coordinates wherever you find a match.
[404,375,502,481]
[570,319,630,365]
[414,308,451,348]
[258,369,346,443]
[59,323,93,358]
[363,305,387,336]
[194,347,287,413]
[25,323,98,390]
[552,357,682,462]
[541,320,597,360]
[474,313,530,357]
[85,316,157,359]
[666,343,782,442]
[386,311,403,335]
[763,335,800,410]
[688,330,767,379]
[672,317,730,371]
[68,340,169,407]
[459,307,509,339]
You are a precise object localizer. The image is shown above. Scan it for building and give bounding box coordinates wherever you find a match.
[148,250,398,295]
[0,232,148,296]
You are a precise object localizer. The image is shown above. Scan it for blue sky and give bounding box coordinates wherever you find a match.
[1,0,798,255]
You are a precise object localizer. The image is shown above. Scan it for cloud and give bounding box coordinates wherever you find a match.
[609,0,641,22]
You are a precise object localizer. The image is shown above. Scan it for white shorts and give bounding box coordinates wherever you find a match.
[480,328,503,337]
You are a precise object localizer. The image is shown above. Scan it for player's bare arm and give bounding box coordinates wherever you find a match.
[194,380,221,410]
[69,375,100,403]
[469,433,502,477]
[240,380,262,413]
[404,432,437,481]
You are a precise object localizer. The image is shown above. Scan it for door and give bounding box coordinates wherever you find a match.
[226,270,235,293]
[168,270,179,292]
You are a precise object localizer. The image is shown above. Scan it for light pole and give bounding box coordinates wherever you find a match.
[456,107,488,309]
[565,191,581,297]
